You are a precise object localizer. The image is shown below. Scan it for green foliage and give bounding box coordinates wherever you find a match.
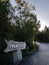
[0,1,15,51]
[0,1,8,50]
[0,0,40,64]
[0,0,40,51]
[22,43,38,57]
[36,26,49,43]
[9,0,40,48]
[0,1,16,65]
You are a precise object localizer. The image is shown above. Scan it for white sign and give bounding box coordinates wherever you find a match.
[4,40,26,52]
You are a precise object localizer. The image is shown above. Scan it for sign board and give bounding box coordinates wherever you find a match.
[4,40,26,52]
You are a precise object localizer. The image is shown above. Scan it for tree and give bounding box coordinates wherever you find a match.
[10,0,40,47]
[36,26,49,43]
[0,0,15,51]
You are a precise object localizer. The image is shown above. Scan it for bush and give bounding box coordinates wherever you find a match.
[22,42,39,57]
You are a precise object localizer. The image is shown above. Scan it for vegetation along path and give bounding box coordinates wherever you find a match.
[19,43,49,65]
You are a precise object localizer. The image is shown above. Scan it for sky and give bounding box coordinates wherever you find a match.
[10,0,49,31]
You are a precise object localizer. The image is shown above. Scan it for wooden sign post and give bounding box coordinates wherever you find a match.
[4,40,26,65]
